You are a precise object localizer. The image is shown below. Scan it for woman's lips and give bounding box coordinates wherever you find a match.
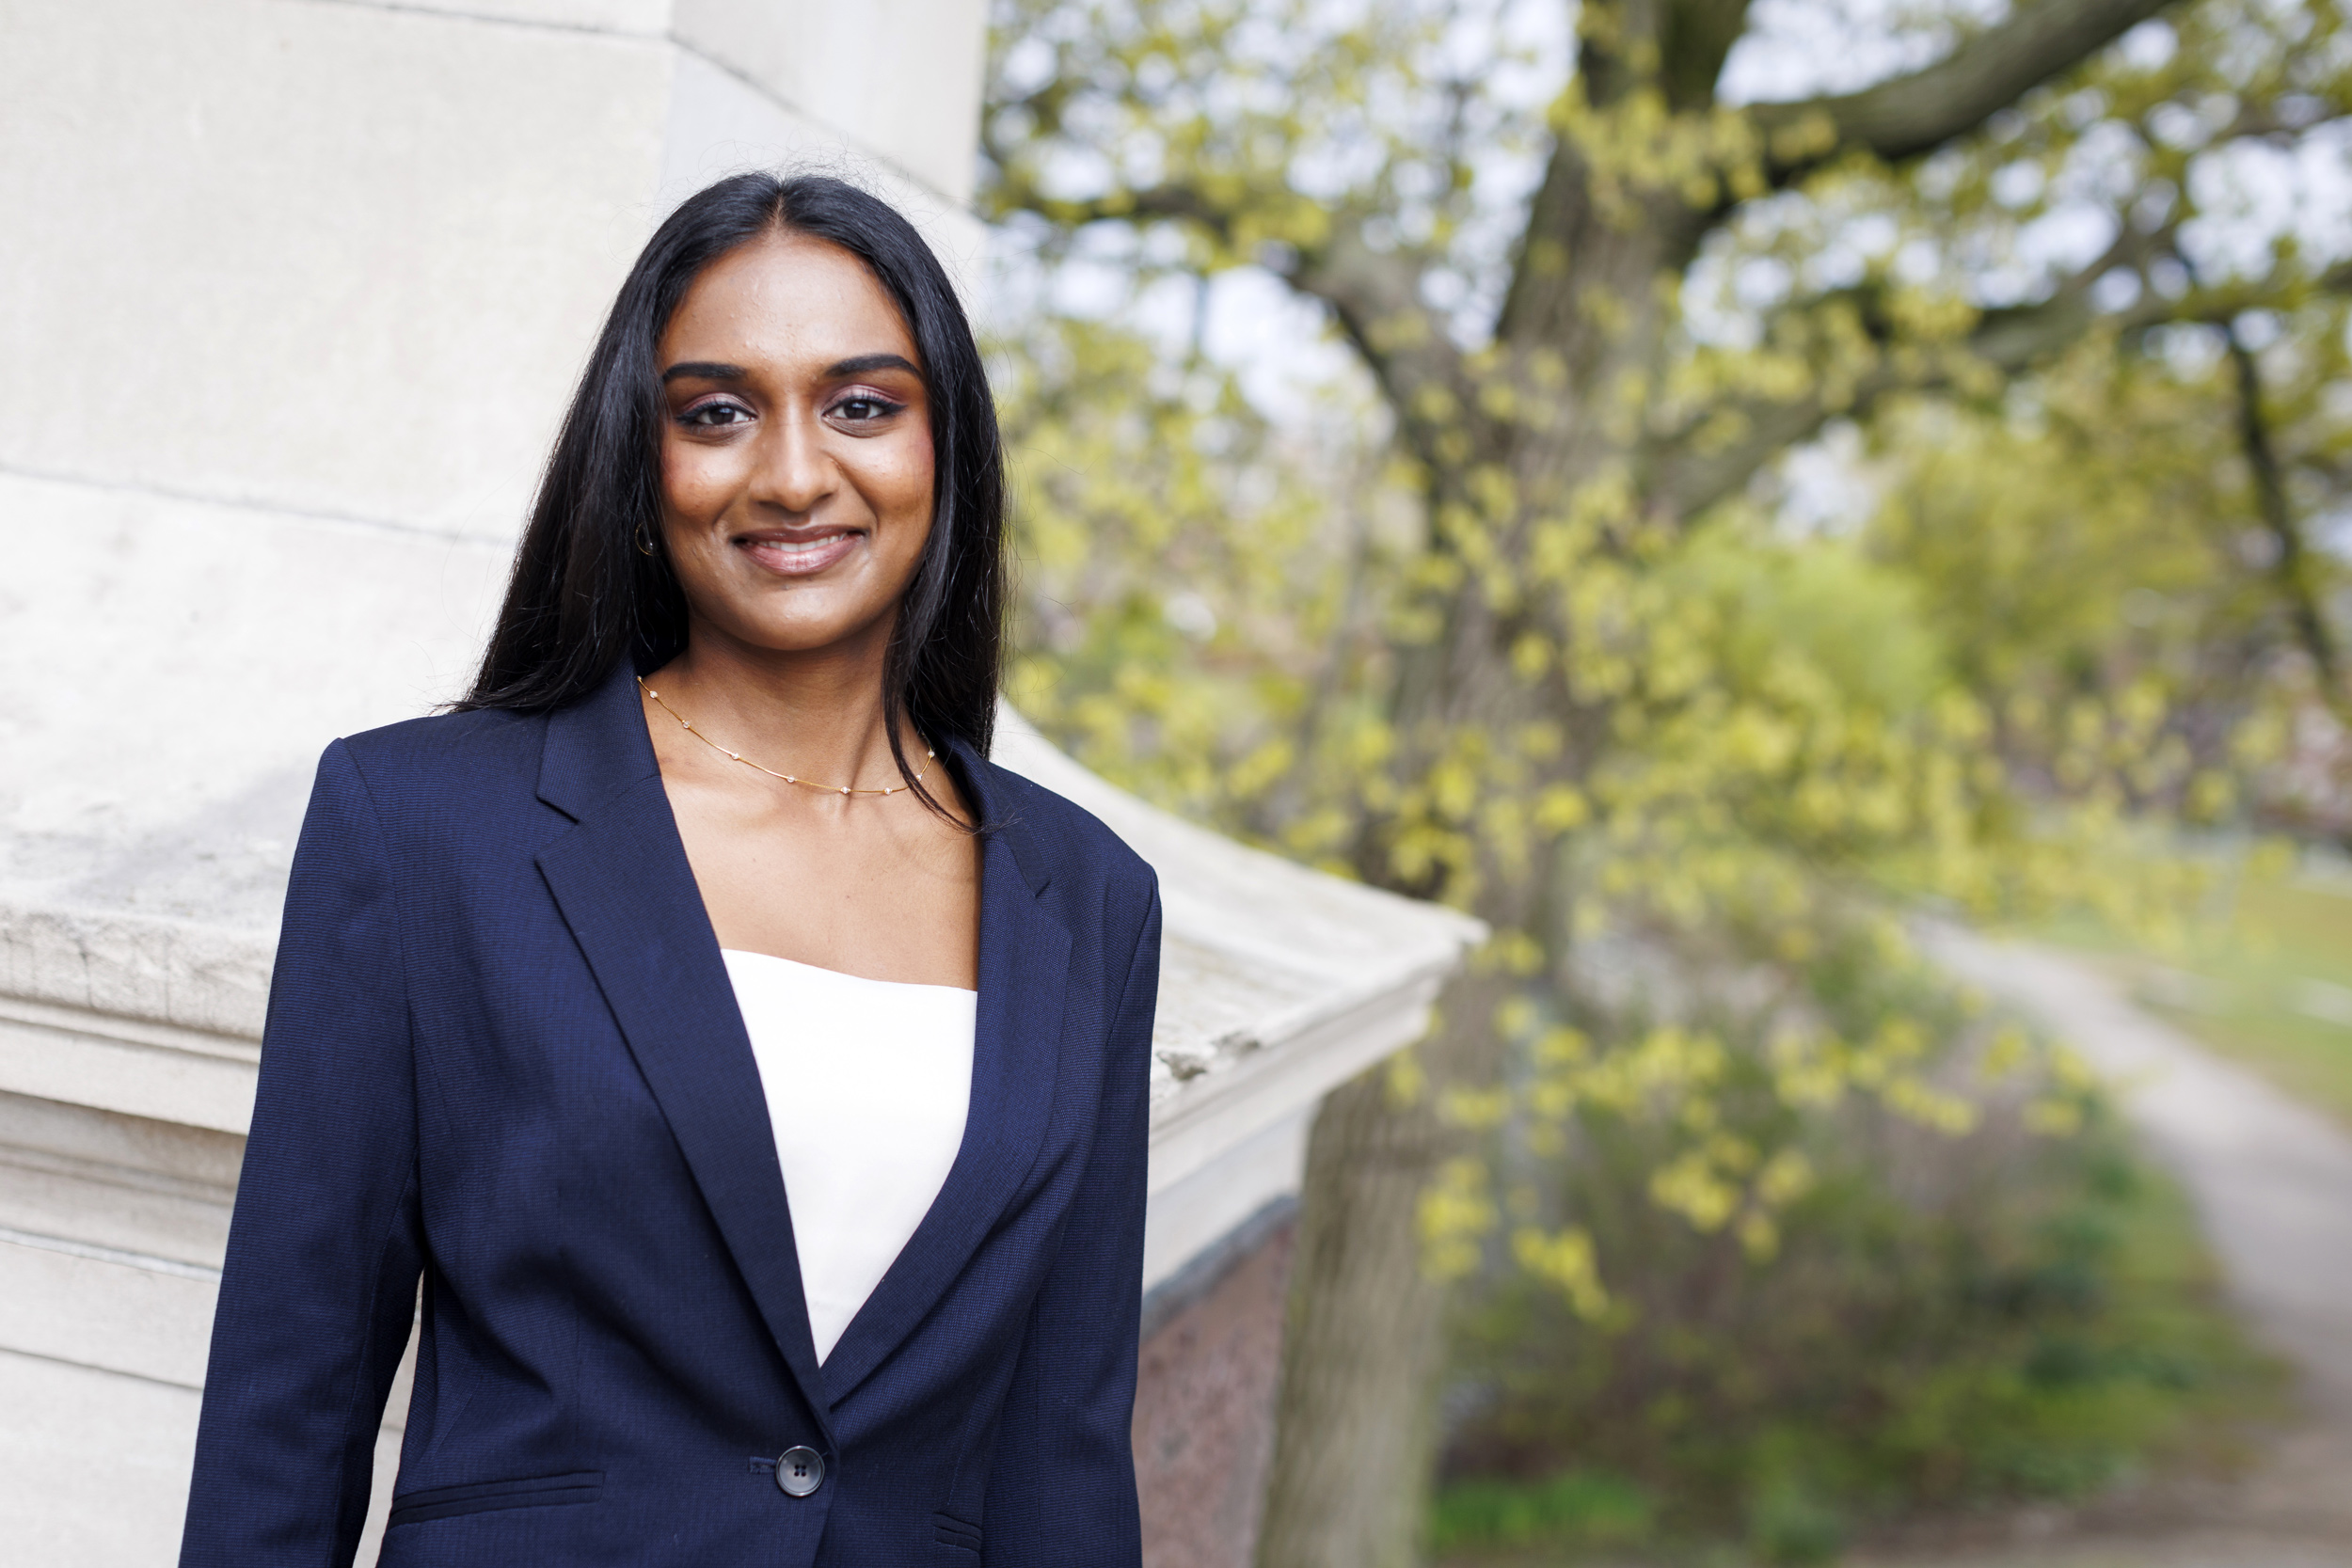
[736,530,861,577]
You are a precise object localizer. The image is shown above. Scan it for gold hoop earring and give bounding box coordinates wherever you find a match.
[634,523,658,558]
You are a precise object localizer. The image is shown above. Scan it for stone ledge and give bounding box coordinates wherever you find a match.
[0,890,1464,1151]
[0,904,274,1044]
[0,712,1482,1152]
[0,994,261,1137]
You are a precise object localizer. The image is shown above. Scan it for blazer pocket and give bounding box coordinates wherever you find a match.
[388,1470,604,1528]
[933,1511,983,1556]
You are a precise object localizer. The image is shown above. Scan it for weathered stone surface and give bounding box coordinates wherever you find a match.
[1135,1210,1298,1568]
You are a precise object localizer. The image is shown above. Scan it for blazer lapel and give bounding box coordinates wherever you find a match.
[532,668,833,1441]
[818,747,1073,1406]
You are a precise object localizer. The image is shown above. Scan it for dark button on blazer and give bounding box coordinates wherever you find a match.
[179,665,1162,1567]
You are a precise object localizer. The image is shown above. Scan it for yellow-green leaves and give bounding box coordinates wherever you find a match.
[1422,1156,1499,1282]
[1514,1224,1612,1319]
[986,0,2351,1329]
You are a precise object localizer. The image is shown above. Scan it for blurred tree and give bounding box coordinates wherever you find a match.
[981,0,2352,1560]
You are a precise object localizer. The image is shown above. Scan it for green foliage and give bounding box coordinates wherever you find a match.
[1437,1093,2266,1558]
[994,314,1402,856]
[1869,340,2313,825]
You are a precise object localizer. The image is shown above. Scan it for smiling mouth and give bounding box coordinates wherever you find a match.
[736,528,863,577]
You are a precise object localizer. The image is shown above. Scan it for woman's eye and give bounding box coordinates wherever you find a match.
[832,395,903,423]
[682,402,751,428]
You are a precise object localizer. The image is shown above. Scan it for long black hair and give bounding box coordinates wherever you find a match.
[460,172,1006,815]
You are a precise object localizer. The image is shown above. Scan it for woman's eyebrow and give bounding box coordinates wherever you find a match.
[824,353,919,378]
[660,360,745,383]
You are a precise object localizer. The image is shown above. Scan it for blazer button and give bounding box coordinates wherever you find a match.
[775,1446,825,1497]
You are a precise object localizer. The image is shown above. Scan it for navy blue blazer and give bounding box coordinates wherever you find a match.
[180,665,1162,1567]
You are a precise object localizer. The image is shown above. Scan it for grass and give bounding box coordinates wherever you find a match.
[1430,1470,1658,1561]
[2035,870,2352,1130]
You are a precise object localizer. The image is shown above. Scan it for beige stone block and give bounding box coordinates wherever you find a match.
[0,473,512,881]
[1141,1108,1308,1291]
[0,1090,238,1268]
[0,1286,411,1567]
[0,1349,207,1568]
[326,0,675,32]
[675,0,989,204]
[659,46,993,298]
[0,995,259,1137]
[0,1234,218,1388]
[0,908,274,1043]
[0,0,671,535]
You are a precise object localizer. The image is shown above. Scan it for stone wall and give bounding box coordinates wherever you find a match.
[1135,1201,1299,1568]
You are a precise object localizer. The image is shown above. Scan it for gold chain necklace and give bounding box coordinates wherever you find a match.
[638,677,934,798]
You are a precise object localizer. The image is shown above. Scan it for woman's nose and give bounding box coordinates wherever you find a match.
[750,410,837,515]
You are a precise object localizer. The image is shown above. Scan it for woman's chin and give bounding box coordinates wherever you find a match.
[707,604,895,661]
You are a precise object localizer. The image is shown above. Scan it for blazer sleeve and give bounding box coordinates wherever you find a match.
[981,881,1162,1567]
[181,740,425,1568]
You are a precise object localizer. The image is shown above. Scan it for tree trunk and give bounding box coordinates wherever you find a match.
[1251,1064,1454,1568]
[1254,204,1675,1567]
[1255,934,1531,1568]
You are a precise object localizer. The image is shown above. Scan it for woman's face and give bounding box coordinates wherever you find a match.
[655,230,934,661]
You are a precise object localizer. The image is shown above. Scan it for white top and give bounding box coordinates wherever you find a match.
[722,949,977,1365]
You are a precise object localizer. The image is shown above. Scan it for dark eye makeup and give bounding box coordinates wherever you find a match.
[829,393,907,422]
[678,398,753,429]
[669,388,911,433]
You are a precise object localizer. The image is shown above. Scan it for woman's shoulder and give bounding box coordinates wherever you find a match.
[974,757,1157,908]
[326,703,550,806]
[284,706,556,881]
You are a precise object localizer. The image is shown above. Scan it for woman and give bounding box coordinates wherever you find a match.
[180,173,1161,1568]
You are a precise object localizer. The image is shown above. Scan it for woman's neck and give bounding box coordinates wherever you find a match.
[647,625,915,794]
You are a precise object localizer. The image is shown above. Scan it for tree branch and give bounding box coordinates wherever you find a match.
[1749,0,2180,178]
[981,170,1244,243]
[2229,325,2352,726]
[1662,0,1762,112]
[1285,228,1460,402]
[1647,216,2170,517]
[1648,235,2352,527]
[983,138,1467,476]
[1278,227,1473,487]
